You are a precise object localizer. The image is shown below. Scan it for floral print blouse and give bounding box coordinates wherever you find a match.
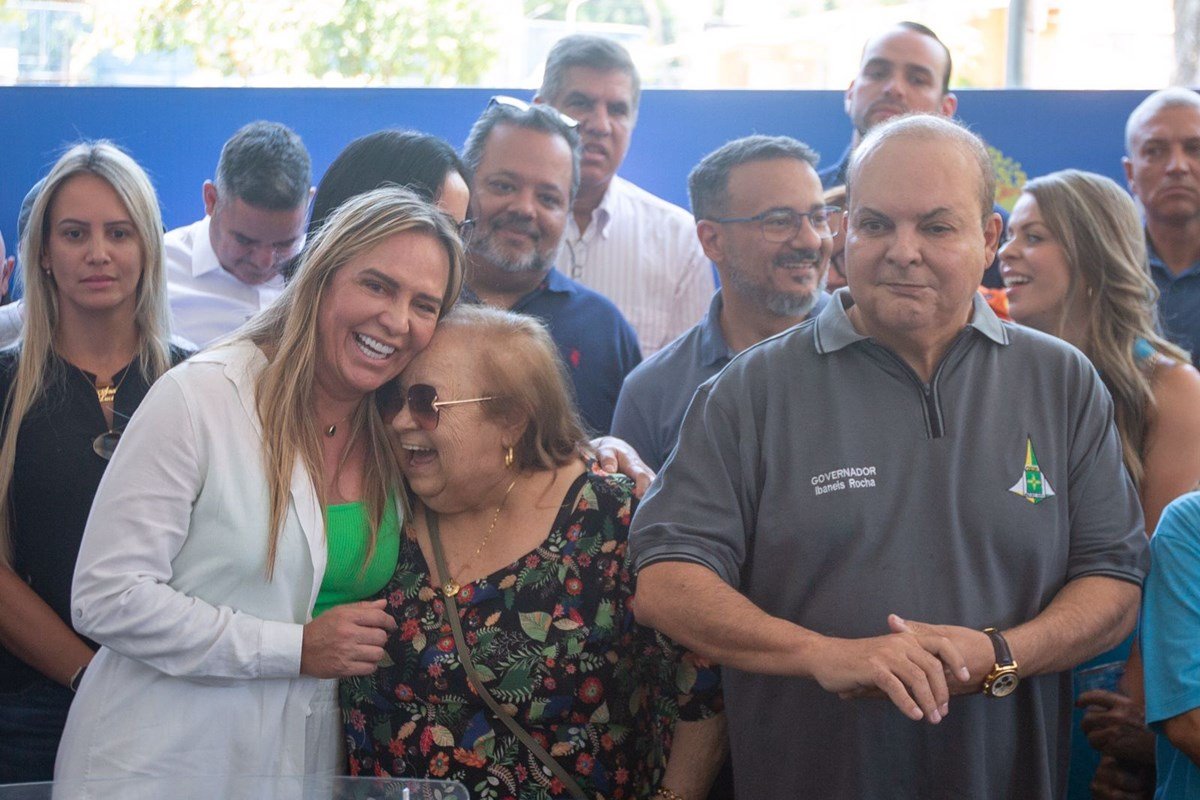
[341,469,720,800]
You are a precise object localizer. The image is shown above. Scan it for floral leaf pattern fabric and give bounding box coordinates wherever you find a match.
[341,470,719,800]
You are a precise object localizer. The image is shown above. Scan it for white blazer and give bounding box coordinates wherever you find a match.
[56,341,347,793]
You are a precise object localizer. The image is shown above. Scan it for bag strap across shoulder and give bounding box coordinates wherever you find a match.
[424,504,590,800]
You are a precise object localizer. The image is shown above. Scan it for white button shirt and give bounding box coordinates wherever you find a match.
[57,341,348,794]
[165,217,284,347]
[558,176,713,356]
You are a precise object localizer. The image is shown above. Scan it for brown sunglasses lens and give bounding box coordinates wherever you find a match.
[378,383,440,430]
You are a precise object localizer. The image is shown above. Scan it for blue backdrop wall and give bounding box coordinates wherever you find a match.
[0,86,1151,263]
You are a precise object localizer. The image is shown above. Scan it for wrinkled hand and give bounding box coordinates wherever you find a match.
[808,616,971,724]
[887,615,995,694]
[1079,690,1156,764]
[591,436,654,497]
[1090,754,1155,800]
[300,598,397,678]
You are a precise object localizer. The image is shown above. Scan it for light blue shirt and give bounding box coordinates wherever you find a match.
[1142,492,1200,799]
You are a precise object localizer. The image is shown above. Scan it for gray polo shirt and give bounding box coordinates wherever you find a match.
[612,289,828,471]
[630,289,1149,800]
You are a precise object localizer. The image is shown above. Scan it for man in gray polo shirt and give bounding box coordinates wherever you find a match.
[630,115,1149,799]
[611,135,832,471]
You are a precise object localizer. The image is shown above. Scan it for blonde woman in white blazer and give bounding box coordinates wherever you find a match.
[55,188,465,794]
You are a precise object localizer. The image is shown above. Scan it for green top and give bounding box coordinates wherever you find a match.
[313,498,401,618]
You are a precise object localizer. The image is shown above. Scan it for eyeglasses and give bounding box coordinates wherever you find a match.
[457,218,475,246]
[377,382,496,429]
[709,206,842,242]
[487,95,580,129]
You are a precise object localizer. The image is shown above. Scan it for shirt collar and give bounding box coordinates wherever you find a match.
[697,290,734,367]
[191,216,223,278]
[815,288,1008,355]
[462,267,574,308]
[1146,235,1200,279]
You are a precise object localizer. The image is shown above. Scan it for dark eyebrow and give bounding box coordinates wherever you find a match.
[561,90,596,105]
[855,205,889,218]
[416,291,443,308]
[904,64,936,80]
[920,207,963,222]
[861,57,894,73]
[360,268,399,290]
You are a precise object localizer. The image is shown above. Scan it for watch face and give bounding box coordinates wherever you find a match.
[990,671,1019,698]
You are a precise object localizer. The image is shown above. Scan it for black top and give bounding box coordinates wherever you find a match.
[0,345,189,691]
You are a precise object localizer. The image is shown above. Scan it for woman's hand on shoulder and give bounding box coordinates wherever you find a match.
[591,436,654,498]
[300,598,397,679]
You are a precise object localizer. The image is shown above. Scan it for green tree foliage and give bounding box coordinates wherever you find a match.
[135,0,497,84]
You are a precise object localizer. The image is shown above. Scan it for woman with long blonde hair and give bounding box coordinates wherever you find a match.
[1000,168,1200,799]
[55,186,464,793]
[0,141,184,784]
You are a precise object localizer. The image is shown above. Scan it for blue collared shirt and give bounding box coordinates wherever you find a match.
[462,267,641,436]
[612,289,828,471]
[1147,240,1200,367]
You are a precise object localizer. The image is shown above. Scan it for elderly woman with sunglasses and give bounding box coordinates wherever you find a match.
[0,142,189,783]
[342,304,723,800]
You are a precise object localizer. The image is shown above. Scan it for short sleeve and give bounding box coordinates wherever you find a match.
[1143,493,1200,726]
[629,381,756,588]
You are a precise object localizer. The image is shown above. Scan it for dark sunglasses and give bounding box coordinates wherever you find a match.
[378,382,496,430]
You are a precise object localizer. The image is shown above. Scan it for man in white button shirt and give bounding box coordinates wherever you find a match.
[166,121,312,347]
[534,35,713,355]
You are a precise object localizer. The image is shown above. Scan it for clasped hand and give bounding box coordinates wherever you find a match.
[300,598,397,678]
[808,614,995,724]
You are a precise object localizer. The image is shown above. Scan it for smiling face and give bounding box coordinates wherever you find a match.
[543,66,636,193]
[711,158,831,317]
[43,172,144,321]
[1124,104,1200,228]
[391,325,516,512]
[468,123,573,275]
[204,183,307,286]
[845,28,956,138]
[313,230,450,404]
[846,135,1001,349]
[999,193,1079,335]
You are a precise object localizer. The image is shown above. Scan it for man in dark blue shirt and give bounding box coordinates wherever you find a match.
[1124,88,1200,367]
[823,22,1005,289]
[460,99,640,435]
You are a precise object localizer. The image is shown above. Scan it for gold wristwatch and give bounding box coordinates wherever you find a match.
[981,627,1019,698]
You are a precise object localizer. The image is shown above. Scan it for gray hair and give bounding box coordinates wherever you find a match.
[537,34,641,116]
[462,101,582,203]
[688,135,820,222]
[215,120,311,211]
[1125,87,1200,153]
[847,114,995,222]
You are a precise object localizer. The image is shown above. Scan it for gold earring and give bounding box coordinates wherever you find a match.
[505,446,514,468]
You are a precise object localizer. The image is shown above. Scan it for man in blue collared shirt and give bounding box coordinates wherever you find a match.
[1124,88,1200,367]
[460,98,640,435]
[612,136,831,470]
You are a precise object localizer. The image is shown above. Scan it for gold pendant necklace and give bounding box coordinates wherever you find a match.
[441,478,517,597]
[73,361,130,407]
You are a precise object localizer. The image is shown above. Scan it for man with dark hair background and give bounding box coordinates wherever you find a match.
[165,120,313,346]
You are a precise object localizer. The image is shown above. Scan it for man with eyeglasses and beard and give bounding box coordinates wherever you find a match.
[612,135,833,472]
[459,98,641,436]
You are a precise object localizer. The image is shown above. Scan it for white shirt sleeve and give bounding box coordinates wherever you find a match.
[71,372,304,680]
